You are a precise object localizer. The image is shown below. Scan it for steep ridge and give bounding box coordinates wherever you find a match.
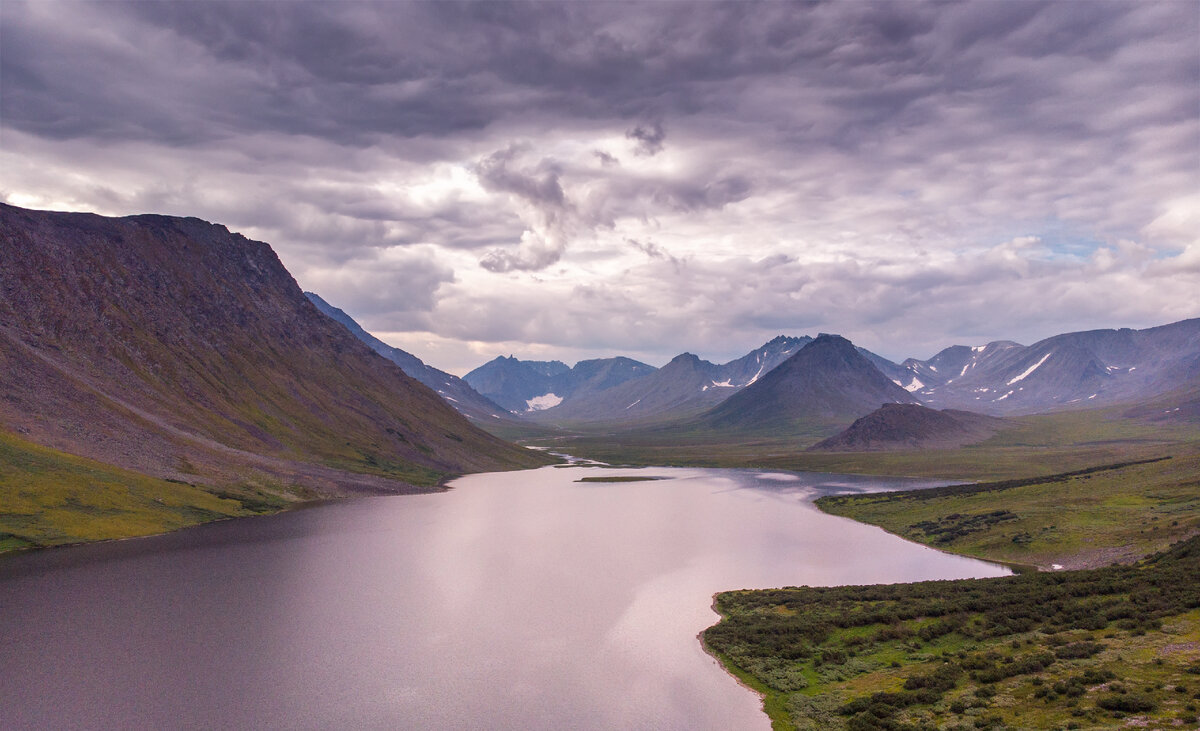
[305,292,515,424]
[810,403,1007,451]
[702,334,919,432]
[0,203,549,492]
[903,320,1200,414]
[525,335,811,427]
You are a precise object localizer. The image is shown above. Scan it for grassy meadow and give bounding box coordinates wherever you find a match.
[534,405,1200,481]
[0,429,293,554]
[817,451,1200,570]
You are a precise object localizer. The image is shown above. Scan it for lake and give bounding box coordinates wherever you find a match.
[0,465,1010,729]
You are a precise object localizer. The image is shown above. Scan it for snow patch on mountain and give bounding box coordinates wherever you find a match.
[1007,352,1052,385]
[525,393,563,411]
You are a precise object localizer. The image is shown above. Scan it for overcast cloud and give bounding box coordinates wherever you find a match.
[2,0,1197,373]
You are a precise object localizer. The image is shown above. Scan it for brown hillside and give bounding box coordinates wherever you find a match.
[810,403,1006,452]
[0,203,550,493]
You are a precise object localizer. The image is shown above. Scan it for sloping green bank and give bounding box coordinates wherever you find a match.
[705,537,1200,730]
[816,453,1200,569]
[0,430,289,554]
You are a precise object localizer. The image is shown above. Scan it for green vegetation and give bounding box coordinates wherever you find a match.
[683,409,1200,729]
[575,475,666,483]
[0,430,294,554]
[817,452,1200,569]
[542,407,1200,482]
[704,536,1200,730]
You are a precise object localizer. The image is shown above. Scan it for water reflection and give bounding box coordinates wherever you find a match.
[0,466,1008,730]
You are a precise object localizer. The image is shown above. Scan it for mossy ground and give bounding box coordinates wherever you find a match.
[0,430,292,554]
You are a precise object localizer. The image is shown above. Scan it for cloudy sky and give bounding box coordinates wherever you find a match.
[2,1,1197,374]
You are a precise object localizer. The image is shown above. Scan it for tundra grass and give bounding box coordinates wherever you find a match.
[816,448,1200,569]
[705,536,1200,730]
[0,430,290,555]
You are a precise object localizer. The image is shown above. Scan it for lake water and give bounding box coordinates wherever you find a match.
[0,465,1010,729]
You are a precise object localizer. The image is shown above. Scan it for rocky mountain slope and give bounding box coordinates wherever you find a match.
[702,334,919,432]
[810,403,1007,451]
[0,203,549,495]
[305,292,516,425]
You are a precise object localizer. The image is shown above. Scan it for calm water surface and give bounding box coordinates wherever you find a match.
[0,465,1010,729]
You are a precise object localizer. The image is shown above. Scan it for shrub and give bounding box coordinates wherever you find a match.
[1097,693,1155,712]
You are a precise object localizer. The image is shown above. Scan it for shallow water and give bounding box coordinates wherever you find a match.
[0,465,1009,729]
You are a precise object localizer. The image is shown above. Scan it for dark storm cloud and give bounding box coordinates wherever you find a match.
[626,122,666,156]
[2,0,1197,371]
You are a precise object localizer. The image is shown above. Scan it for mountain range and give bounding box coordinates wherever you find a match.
[892,319,1200,414]
[449,321,1198,439]
[464,355,655,414]
[516,335,811,427]
[5,200,1196,491]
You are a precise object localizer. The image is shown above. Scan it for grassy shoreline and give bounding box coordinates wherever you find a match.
[703,446,1200,730]
[0,429,461,558]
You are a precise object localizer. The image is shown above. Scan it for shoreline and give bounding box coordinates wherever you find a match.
[700,596,793,731]
[0,479,450,563]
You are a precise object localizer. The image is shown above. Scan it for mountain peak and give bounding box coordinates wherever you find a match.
[702,333,918,432]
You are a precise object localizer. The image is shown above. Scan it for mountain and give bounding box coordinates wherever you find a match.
[0,203,550,495]
[524,335,811,427]
[701,334,919,432]
[810,403,1007,451]
[463,356,567,412]
[305,292,515,424]
[464,355,655,413]
[895,320,1200,414]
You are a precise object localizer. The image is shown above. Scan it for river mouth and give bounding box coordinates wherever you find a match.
[0,465,1009,730]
